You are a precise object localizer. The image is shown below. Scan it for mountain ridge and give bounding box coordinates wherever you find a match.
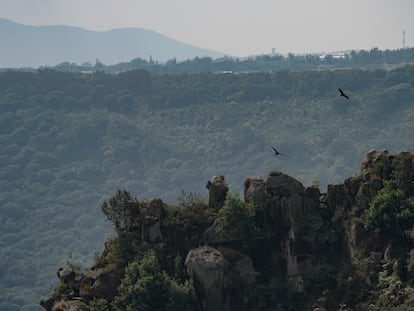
[0,18,226,68]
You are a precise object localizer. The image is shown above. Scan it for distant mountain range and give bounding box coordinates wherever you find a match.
[0,18,227,68]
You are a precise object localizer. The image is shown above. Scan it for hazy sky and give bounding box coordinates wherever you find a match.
[2,0,414,57]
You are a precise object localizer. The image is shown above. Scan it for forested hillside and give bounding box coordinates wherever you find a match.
[0,65,414,310]
[49,46,414,74]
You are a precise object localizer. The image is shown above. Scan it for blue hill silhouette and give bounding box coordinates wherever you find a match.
[0,18,226,68]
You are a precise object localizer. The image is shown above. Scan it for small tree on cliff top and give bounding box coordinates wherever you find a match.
[215,192,257,248]
[99,190,139,268]
[101,189,135,232]
[365,181,414,236]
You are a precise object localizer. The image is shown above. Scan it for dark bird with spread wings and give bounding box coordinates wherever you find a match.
[338,88,350,99]
[272,146,287,157]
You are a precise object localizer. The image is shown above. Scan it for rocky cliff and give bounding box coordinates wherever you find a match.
[41,150,414,311]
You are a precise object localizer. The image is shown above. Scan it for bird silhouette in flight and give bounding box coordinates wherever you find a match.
[338,88,350,99]
[272,146,287,157]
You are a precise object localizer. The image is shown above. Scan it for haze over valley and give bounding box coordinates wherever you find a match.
[0,18,226,68]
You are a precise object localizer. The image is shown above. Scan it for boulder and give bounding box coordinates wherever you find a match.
[41,298,88,311]
[40,298,55,311]
[51,299,89,311]
[185,246,243,311]
[56,267,80,296]
[79,267,120,301]
[266,171,305,197]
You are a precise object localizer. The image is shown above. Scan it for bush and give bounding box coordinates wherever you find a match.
[112,252,195,311]
[101,189,136,232]
[214,192,257,251]
[89,298,111,311]
[365,181,414,236]
[250,277,308,311]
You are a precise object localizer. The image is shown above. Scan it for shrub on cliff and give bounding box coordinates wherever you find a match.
[248,276,309,311]
[214,192,257,246]
[112,252,195,311]
[365,181,414,236]
[101,189,136,232]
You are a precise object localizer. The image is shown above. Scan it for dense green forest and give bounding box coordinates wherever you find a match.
[0,62,414,310]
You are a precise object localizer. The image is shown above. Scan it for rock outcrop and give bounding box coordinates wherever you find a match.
[245,172,303,275]
[185,246,243,311]
[79,266,120,301]
[49,299,89,311]
[206,175,228,210]
[327,150,414,261]
[323,150,414,309]
[41,150,414,311]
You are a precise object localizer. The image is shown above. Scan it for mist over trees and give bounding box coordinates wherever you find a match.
[47,47,414,74]
[0,18,225,68]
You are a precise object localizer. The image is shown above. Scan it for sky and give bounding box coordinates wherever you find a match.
[1,0,414,57]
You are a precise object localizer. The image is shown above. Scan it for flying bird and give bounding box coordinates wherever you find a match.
[272,146,287,157]
[338,88,350,99]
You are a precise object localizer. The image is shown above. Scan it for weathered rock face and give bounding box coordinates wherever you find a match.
[321,150,414,309]
[57,267,80,296]
[49,299,89,311]
[41,150,414,311]
[40,268,87,311]
[216,246,259,286]
[244,176,266,207]
[265,171,305,197]
[185,246,245,311]
[206,175,229,210]
[245,171,310,278]
[327,150,414,262]
[361,149,393,181]
[197,171,315,309]
[79,267,120,301]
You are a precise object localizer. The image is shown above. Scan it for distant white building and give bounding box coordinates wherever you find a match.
[319,52,346,59]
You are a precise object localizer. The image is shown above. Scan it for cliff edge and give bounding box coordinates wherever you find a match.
[41,150,414,311]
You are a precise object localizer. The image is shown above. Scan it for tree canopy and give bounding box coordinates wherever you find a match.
[1,62,414,309]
